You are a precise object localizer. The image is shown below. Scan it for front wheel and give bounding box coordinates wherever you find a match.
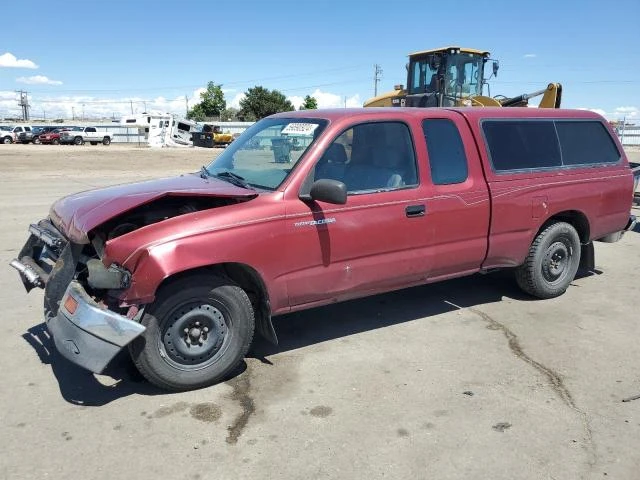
[33,137,41,145]
[52,139,60,145]
[102,137,111,145]
[74,136,84,145]
[2,136,12,144]
[515,221,581,299]
[129,274,255,391]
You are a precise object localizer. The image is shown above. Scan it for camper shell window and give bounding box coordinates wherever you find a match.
[177,122,192,131]
[482,119,620,172]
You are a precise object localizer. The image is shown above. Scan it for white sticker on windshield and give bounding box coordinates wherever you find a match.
[281,123,319,136]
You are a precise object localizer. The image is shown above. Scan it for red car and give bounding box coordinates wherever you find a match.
[11,107,637,391]
[39,127,76,145]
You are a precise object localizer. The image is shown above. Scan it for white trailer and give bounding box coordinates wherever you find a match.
[120,113,199,147]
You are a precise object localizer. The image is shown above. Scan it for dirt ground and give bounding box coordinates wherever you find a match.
[0,144,639,480]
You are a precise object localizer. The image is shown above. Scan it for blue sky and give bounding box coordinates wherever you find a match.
[1,0,639,120]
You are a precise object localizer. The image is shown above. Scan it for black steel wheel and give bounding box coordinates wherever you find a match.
[129,274,255,391]
[515,221,581,299]
[102,137,111,145]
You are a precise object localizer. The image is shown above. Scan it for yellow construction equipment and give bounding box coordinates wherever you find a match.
[364,46,562,109]
[202,124,234,147]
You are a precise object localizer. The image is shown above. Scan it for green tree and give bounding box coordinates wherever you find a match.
[238,86,294,120]
[187,81,226,120]
[221,107,240,121]
[300,95,318,110]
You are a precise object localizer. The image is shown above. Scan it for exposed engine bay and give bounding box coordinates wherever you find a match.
[93,195,243,242]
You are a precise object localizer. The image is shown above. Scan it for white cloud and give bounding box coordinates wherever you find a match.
[16,75,62,85]
[577,107,639,120]
[0,87,365,120]
[228,92,246,109]
[294,89,361,109]
[523,53,537,58]
[0,52,38,69]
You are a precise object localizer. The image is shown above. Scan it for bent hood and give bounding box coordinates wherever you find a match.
[50,173,257,244]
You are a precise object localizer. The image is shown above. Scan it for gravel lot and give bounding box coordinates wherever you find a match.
[1,144,639,480]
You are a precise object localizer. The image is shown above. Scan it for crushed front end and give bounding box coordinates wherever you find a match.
[10,219,145,373]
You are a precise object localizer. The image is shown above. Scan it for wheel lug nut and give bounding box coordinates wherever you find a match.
[184,328,189,333]
[195,322,200,327]
[203,327,209,333]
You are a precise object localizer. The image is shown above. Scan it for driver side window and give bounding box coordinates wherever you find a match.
[314,122,417,193]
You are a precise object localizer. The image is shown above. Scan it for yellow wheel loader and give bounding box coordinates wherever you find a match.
[364,46,562,109]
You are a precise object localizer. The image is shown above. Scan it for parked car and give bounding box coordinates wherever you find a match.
[10,107,637,391]
[0,126,13,144]
[18,126,57,144]
[1,125,34,144]
[39,127,75,145]
[59,126,114,145]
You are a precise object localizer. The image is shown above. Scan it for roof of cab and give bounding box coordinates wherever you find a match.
[270,107,606,123]
[409,46,490,57]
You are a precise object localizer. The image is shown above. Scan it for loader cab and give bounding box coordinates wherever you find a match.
[405,47,492,107]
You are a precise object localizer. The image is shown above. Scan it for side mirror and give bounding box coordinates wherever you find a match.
[305,179,347,205]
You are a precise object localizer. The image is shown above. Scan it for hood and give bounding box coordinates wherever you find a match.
[50,173,257,244]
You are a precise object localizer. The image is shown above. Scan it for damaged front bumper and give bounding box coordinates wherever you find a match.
[10,220,145,374]
[49,281,145,373]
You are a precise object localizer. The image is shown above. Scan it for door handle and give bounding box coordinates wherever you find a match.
[405,204,426,217]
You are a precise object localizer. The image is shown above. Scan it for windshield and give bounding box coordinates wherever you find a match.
[204,117,327,190]
[0,126,10,131]
[444,53,484,99]
[70,126,83,131]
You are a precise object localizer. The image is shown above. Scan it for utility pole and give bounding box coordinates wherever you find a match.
[185,95,189,117]
[130,100,134,114]
[16,90,30,121]
[373,64,383,97]
[82,103,85,121]
[72,106,75,120]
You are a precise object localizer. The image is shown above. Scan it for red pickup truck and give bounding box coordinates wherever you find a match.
[11,107,637,391]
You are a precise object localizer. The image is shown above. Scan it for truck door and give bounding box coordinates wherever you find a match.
[85,127,96,141]
[418,113,490,278]
[283,120,433,307]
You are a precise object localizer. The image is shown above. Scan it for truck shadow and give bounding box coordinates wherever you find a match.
[21,268,599,404]
[250,271,535,360]
[22,323,162,406]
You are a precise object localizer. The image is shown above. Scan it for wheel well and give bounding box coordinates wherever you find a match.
[155,263,276,344]
[542,210,590,243]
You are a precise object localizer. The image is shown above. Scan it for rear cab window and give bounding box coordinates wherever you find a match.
[422,119,469,184]
[482,119,620,172]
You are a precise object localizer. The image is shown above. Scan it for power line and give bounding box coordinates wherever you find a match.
[25,64,371,94]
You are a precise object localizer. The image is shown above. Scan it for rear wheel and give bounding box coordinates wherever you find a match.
[33,137,41,145]
[102,136,111,146]
[2,136,11,144]
[74,136,84,145]
[515,221,581,299]
[129,274,255,391]
[52,138,60,145]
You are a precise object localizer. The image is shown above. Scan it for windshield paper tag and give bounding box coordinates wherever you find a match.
[281,123,319,136]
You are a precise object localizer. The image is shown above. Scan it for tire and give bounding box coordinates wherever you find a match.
[33,137,41,145]
[102,137,111,146]
[90,141,98,145]
[129,274,255,391]
[2,136,12,144]
[52,139,60,145]
[515,221,581,299]
[74,136,84,145]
